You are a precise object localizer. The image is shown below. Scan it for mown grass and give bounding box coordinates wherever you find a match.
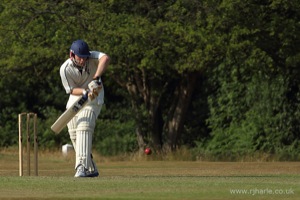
[0,148,299,199]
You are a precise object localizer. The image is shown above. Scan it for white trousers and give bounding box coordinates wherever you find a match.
[67,104,102,171]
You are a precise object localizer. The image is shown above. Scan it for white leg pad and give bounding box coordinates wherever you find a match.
[76,130,92,169]
[75,107,98,170]
[67,116,78,149]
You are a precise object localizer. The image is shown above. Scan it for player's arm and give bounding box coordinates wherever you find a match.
[93,54,110,79]
[70,88,87,96]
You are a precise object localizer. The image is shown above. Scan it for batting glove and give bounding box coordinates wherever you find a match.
[88,79,102,100]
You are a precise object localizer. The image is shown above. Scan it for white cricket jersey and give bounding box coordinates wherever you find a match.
[60,51,105,109]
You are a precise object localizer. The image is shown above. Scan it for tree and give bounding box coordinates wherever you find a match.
[95,0,216,151]
[1,0,299,159]
[0,0,109,147]
[204,0,300,158]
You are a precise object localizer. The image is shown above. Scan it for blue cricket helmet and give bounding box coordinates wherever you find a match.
[70,39,91,58]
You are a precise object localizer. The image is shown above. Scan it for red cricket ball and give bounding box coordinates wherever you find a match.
[144,147,152,155]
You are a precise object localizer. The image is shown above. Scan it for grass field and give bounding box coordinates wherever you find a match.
[0,148,299,200]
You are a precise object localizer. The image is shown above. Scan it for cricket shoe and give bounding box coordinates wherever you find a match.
[74,165,87,178]
[86,159,99,177]
[86,170,99,177]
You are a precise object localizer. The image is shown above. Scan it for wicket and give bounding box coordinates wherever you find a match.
[18,112,38,176]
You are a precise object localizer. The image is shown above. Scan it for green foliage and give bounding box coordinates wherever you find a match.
[199,0,300,159]
[0,0,300,160]
[38,107,70,149]
[94,119,137,156]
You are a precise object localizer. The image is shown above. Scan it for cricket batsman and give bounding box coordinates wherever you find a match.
[59,39,110,177]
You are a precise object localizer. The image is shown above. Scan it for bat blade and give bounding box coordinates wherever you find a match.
[51,96,88,134]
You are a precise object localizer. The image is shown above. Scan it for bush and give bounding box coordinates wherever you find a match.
[93,119,137,156]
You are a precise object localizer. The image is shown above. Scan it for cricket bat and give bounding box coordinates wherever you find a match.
[51,95,89,134]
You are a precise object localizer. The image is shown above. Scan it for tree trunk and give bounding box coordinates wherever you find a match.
[124,68,164,153]
[125,81,146,153]
[134,67,165,152]
[135,126,145,154]
[164,73,198,151]
[148,101,163,151]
